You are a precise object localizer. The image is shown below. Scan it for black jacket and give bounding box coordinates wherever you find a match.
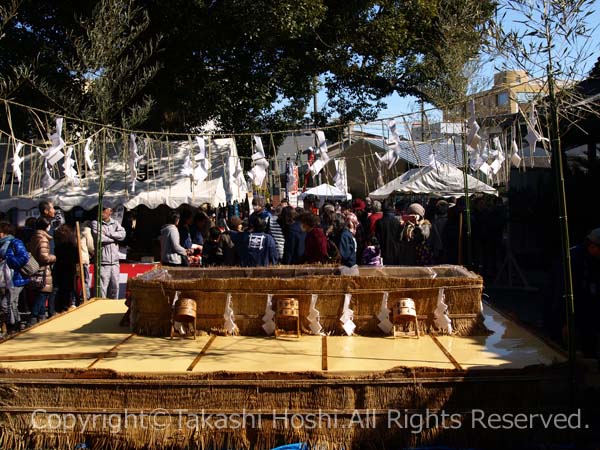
[375,212,402,265]
[282,222,305,265]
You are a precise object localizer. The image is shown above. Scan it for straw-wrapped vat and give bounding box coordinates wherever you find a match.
[128,265,486,337]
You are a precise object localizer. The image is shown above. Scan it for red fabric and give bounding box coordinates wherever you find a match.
[368,212,383,236]
[304,227,328,264]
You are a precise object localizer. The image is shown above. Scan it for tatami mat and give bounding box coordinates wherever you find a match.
[327,335,455,371]
[0,299,129,370]
[0,300,566,373]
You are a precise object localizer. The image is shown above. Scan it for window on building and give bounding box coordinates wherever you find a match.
[516,92,537,104]
[497,92,509,106]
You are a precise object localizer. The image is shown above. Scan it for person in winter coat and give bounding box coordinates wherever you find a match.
[160,211,189,267]
[299,213,328,264]
[282,207,306,265]
[28,217,56,325]
[331,214,357,267]
[53,224,79,312]
[367,201,383,237]
[178,208,195,250]
[241,217,279,267]
[249,196,272,231]
[91,206,126,299]
[202,227,225,266]
[375,204,403,265]
[79,221,95,302]
[0,222,30,334]
[269,206,285,263]
[398,203,434,266]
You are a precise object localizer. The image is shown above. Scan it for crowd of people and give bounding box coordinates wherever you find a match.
[158,194,479,271]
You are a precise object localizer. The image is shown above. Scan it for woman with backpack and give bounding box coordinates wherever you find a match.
[28,217,56,326]
[0,222,30,335]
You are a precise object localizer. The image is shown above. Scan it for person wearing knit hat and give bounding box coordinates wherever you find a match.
[407,203,425,218]
[398,202,434,265]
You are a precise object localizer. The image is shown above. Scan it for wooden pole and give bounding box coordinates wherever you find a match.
[458,212,464,265]
[75,221,88,303]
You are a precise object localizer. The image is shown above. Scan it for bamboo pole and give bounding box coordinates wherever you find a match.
[75,221,88,303]
[547,61,576,404]
[458,212,464,265]
[459,119,472,268]
[94,130,107,298]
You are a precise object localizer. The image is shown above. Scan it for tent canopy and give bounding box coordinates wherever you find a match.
[298,183,352,201]
[369,162,497,199]
[0,139,233,211]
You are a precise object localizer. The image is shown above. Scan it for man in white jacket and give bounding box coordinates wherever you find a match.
[160,211,189,266]
[91,206,126,299]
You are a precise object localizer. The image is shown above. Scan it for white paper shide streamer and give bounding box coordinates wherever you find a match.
[511,139,522,167]
[248,136,269,186]
[261,294,276,336]
[224,293,239,335]
[307,294,323,335]
[339,293,356,336]
[38,146,56,190]
[171,291,186,335]
[378,119,400,169]
[62,146,80,185]
[489,137,506,175]
[84,137,95,172]
[525,104,550,167]
[42,117,66,166]
[12,142,24,184]
[128,134,144,193]
[433,288,453,334]
[38,117,66,189]
[181,152,193,178]
[377,292,394,334]
[310,130,330,176]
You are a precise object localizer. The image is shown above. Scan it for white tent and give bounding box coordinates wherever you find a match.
[369,162,497,199]
[0,139,228,212]
[299,183,352,202]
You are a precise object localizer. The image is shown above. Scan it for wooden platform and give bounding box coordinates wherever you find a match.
[0,299,564,373]
[2,299,595,450]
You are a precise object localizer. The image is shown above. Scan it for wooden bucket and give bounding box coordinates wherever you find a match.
[392,298,416,322]
[277,297,299,318]
[174,298,197,323]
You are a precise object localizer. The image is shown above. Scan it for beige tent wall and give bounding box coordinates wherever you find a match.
[324,140,409,198]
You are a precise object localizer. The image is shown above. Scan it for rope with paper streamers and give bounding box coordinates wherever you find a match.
[0,87,556,203]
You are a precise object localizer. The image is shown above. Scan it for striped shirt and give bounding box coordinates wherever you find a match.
[268,217,285,262]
